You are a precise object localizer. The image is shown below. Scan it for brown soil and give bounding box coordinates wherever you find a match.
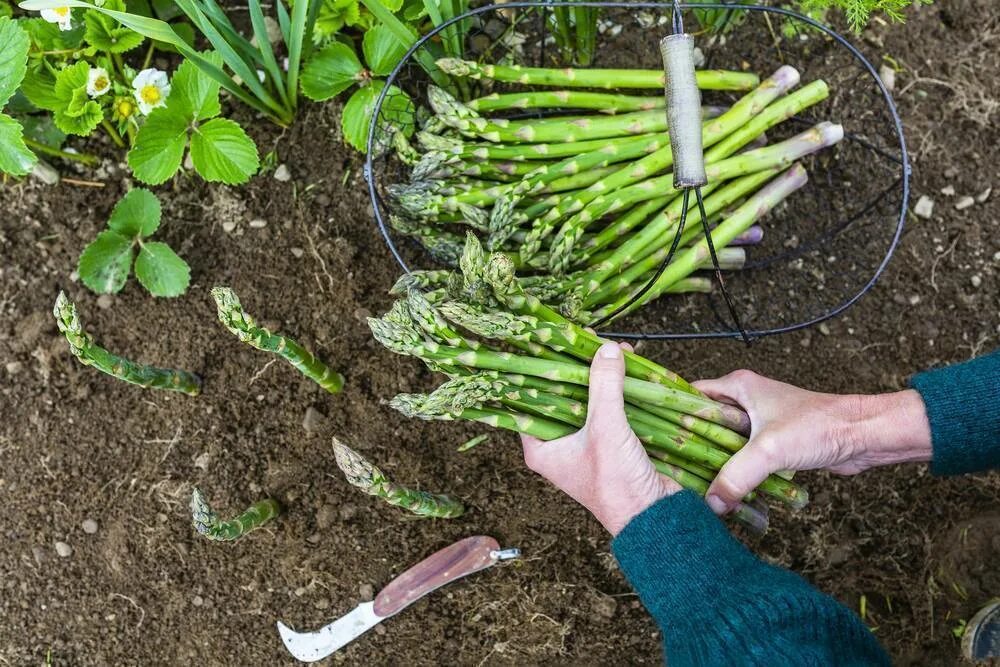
[2,2,998,665]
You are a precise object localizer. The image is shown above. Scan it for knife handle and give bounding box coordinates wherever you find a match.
[373,535,501,617]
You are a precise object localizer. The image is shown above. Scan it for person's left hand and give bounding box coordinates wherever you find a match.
[520,341,681,536]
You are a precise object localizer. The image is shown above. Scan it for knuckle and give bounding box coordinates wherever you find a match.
[728,369,759,386]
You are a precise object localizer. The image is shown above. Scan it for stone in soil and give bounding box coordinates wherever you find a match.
[879,64,896,92]
[358,583,375,601]
[914,195,934,219]
[54,541,72,558]
[81,519,99,534]
[30,160,60,185]
[976,187,992,203]
[96,294,113,309]
[273,164,292,182]
[940,185,956,196]
[302,406,325,433]
[955,196,975,210]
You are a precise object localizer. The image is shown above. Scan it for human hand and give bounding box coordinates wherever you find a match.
[520,342,681,536]
[692,370,932,515]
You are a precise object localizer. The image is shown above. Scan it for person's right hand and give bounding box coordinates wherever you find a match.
[692,370,933,516]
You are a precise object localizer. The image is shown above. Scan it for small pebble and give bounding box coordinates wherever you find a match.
[273,164,291,182]
[222,220,238,233]
[819,323,831,336]
[194,452,211,471]
[302,406,324,433]
[30,160,60,185]
[306,532,322,545]
[290,247,304,258]
[314,598,330,610]
[940,185,955,196]
[992,251,1000,262]
[32,546,48,565]
[183,152,195,171]
[909,295,921,306]
[878,64,895,92]
[359,583,375,601]
[81,519,99,534]
[955,196,975,211]
[971,275,982,288]
[96,294,113,309]
[913,195,934,219]
[54,541,72,558]
[192,596,204,607]
[976,187,992,203]
[295,587,307,597]
[315,505,337,531]
[353,307,372,323]
[5,361,23,375]
[249,218,267,229]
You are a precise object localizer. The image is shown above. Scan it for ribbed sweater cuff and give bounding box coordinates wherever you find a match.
[910,351,1000,476]
[612,490,758,614]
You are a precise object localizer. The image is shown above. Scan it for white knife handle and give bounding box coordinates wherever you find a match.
[373,536,501,617]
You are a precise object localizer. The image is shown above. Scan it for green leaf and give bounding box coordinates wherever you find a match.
[189,117,259,184]
[342,81,413,152]
[168,55,221,121]
[19,113,66,147]
[127,108,188,184]
[21,17,85,51]
[134,241,189,297]
[78,230,135,294]
[84,0,145,53]
[0,114,36,176]
[362,24,407,77]
[54,96,102,135]
[19,68,61,111]
[108,188,161,237]
[300,41,363,102]
[0,16,30,107]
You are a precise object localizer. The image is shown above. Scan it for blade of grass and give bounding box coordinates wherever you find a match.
[193,0,262,67]
[248,0,289,110]
[275,0,291,50]
[174,0,287,118]
[285,0,309,111]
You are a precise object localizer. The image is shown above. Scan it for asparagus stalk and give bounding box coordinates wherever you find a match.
[211,287,345,394]
[332,438,465,518]
[190,488,280,542]
[53,292,201,396]
[420,130,670,162]
[436,59,761,90]
[469,90,665,114]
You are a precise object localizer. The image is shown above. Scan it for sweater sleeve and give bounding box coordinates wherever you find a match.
[909,349,1000,476]
[612,491,889,667]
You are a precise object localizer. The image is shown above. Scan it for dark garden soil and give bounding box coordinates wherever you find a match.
[2,1,999,665]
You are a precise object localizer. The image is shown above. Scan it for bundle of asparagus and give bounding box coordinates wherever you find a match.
[384,59,843,325]
[369,234,809,531]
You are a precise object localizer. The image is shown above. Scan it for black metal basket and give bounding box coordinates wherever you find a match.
[363,2,910,340]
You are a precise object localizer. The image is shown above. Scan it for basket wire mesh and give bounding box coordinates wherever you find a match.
[364,2,910,340]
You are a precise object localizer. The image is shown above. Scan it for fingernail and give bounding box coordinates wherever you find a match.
[706,494,728,515]
[598,342,620,359]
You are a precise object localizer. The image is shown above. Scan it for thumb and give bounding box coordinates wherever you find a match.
[705,437,781,515]
[586,342,628,432]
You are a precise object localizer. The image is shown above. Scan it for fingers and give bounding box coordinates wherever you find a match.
[620,342,634,353]
[705,437,781,515]
[586,342,627,422]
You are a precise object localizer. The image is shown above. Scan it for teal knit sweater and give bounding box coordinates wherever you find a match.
[612,350,999,665]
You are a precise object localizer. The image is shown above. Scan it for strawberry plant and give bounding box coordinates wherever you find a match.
[78,188,191,297]
[0,16,36,176]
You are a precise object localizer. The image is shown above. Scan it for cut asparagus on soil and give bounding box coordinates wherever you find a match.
[384,63,842,325]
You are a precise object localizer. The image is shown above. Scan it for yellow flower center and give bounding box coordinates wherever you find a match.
[54,7,69,17]
[140,85,161,105]
[94,75,109,91]
[117,100,134,117]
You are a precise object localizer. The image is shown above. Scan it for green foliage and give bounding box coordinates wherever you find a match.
[797,0,931,31]
[78,188,191,297]
[128,57,259,185]
[0,16,36,175]
[84,0,145,52]
[693,1,752,34]
[301,24,413,152]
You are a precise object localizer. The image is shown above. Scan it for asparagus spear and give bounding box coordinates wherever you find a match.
[436,59,760,90]
[419,130,669,162]
[469,90,665,114]
[53,291,201,396]
[332,438,465,518]
[190,488,280,542]
[211,287,344,394]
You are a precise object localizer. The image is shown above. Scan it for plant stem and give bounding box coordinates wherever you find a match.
[23,138,99,166]
[333,438,465,518]
[190,488,280,541]
[101,118,126,148]
[53,292,201,395]
[211,287,344,394]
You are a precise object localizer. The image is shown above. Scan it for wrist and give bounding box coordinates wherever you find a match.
[595,482,676,537]
[841,389,933,469]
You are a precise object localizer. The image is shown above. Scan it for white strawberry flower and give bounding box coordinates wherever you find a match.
[40,6,73,31]
[86,67,111,98]
[132,68,171,115]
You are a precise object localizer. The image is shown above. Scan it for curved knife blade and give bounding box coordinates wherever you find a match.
[277,602,381,662]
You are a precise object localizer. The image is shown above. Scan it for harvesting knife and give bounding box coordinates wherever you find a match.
[276,535,519,662]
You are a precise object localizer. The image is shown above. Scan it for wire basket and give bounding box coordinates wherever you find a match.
[363,2,909,340]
